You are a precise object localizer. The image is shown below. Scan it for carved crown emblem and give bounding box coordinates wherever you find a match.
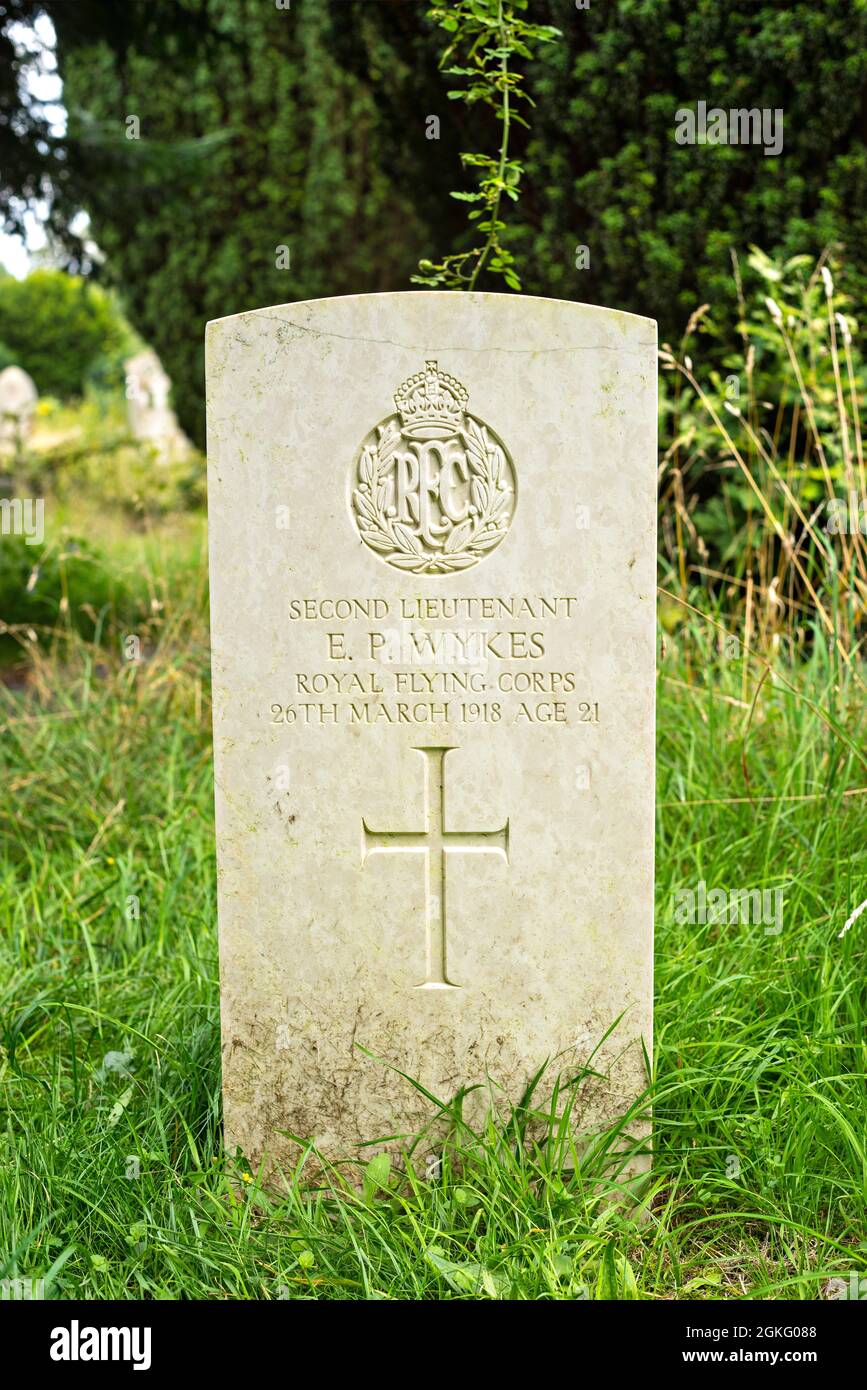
[350,362,517,574]
[394,360,469,440]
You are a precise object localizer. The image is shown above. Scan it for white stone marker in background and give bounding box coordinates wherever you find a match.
[206,292,657,1178]
[125,349,191,462]
[0,365,37,452]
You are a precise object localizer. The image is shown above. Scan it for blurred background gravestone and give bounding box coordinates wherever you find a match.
[0,365,38,458]
[125,349,191,463]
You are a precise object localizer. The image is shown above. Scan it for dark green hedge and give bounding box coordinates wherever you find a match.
[37,0,867,441]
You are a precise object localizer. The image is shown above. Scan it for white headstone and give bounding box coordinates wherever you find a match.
[206,292,657,1179]
[0,365,38,451]
[125,349,190,461]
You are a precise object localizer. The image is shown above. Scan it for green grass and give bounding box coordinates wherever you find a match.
[1,543,865,1301]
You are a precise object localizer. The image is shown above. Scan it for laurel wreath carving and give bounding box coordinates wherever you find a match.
[352,416,514,573]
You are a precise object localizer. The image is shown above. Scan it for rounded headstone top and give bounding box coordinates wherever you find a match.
[0,365,38,445]
[0,365,38,412]
[125,349,171,388]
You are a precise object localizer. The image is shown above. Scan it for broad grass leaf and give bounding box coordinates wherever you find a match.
[362,1152,391,1204]
[425,1249,509,1298]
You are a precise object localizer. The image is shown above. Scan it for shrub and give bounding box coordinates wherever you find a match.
[659,248,867,659]
[0,270,133,399]
[0,534,146,665]
[518,1,867,340]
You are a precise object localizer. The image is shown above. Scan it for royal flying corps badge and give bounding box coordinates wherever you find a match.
[350,361,517,574]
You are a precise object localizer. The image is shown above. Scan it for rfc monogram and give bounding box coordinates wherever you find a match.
[350,361,517,573]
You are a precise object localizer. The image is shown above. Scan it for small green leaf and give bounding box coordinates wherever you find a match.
[362,1151,392,1204]
[107,1085,134,1127]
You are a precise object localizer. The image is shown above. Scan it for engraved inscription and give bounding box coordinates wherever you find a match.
[272,597,598,727]
[361,745,509,989]
[351,362,517,574]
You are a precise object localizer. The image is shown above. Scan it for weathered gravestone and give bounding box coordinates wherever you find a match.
[0,365,38,453]
[125,349,191,462]
[206,292,657,1177]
